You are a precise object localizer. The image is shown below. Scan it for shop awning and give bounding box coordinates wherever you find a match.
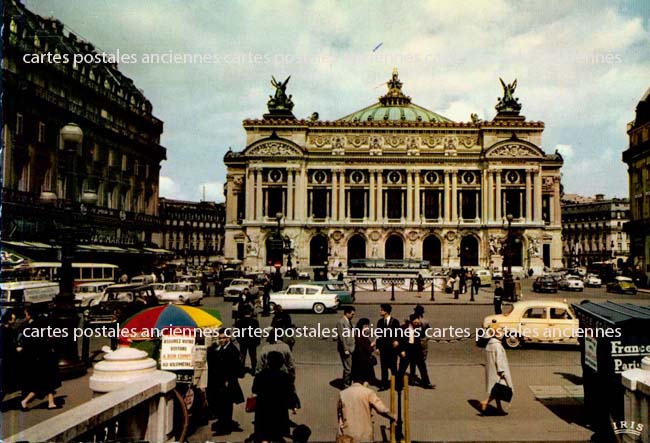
[2,240,58,249]
[143,247,174,254]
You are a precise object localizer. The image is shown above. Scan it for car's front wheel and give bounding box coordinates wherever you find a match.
[503,335,522,349]
[269,301,277,311]
[313,303,326,314]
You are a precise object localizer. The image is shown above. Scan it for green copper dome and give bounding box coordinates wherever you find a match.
[337,69,453,123]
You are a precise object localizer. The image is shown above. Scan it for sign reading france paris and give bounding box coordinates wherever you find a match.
[610,339,650,373]
[161,335,196,370]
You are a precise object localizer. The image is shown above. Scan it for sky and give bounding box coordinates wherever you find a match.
[25,0,650,202]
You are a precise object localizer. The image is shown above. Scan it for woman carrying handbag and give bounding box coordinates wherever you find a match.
[480,326,513,415]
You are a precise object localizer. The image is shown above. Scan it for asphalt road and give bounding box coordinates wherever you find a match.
[5,279,649,442]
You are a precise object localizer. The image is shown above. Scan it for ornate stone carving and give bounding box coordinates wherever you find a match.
[331,230,343,242]
[385,135,402,148]
[311,135,329,147]
[486,143,542,158]
[407,230,419,242]
[349,135,368,147]
[406,137,420,156]
[331,136,345,156]
[460,136,477,148]
[246,141,302,157]
[423,135,443,148]
[445,230,457,242]
[444,136,458,156]
[369,231,381,241]
[369,136,383,156]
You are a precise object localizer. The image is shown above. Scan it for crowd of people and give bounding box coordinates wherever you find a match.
[0,306,62,411]
[0,279,514,443]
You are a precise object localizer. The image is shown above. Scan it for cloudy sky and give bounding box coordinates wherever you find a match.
[26,0,649,202]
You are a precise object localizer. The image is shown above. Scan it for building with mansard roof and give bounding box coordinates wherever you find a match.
[223,70,563,273]
[1,0,166,272]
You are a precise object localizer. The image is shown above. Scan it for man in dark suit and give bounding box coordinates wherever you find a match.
[398,314,433,389]
[336,306,356,387]
[207,329,244,435]
[376,303,400,391]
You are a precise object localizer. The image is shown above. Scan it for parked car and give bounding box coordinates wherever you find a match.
[475,269,493,287]
[270,284,339,314]
[583,274,602,288]
[558,275,584,292]
[483,300,579,349]
[157,282,203,305]
[131,274,156,285]
[74,281,113,307]
[532,276,559,293]
[224,278,258,301]
[84,283,158,326]
[606,276,638,295]
[310,280,355,304]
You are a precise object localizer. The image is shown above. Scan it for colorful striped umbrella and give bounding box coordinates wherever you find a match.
[121,303,222,339]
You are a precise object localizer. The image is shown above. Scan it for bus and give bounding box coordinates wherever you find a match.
[0,280,59,317]
[587,262,616,283]
[8,262,119,285]
[347,259,432,278]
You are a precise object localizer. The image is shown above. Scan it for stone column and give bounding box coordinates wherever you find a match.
[377,171,383,222]
[495,170,502,221]
[369,170,376,221]
[287,169,294,221]
[331,170,338,220]
[443,171,450,222]
[451,171,458,222]
[525,170,532,221]
[554,177,562,225]
[255,168,263,220]
[487,171,494,222]
[406,171,413,221]
[245,169,254,221]
[534,169,543,223]
[414,171,421,222]
[300,167,307,221]
[339,170,346,221]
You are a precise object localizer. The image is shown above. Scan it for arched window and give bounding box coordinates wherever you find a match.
[309,235,329,267]
[422,236,441,266]
[347,235,366,264]
[385,235,404,260]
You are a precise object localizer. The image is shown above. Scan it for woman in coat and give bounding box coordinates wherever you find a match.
[18,307,61,410]
[252,351,293,441]
[351,318,377,386]
[480,327,513,414]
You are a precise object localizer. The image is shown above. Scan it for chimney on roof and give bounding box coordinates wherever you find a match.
[595,194,605,201]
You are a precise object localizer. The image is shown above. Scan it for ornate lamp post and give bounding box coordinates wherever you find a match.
[40,123,97,377]
[502,214,515,302]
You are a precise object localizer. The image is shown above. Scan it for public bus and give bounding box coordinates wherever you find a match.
[587,261,616,283]
[347,259,432,278]
[8,262,119,285]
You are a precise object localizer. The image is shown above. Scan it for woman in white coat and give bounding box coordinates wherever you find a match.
[480,327,513,414]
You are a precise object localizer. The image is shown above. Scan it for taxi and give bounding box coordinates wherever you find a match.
[482,300,579,349]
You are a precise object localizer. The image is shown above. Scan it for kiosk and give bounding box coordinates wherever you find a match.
[572,301,650,442]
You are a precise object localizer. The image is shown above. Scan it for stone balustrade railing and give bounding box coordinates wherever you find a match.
[5,370,176,443]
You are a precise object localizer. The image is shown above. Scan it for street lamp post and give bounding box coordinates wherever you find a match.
[40,123,96,377]
[502,214,515,302]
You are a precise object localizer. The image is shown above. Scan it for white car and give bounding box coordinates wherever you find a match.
[224,278,258,301]
[270,284,339,314]
[74,282,113,307]
[583,274,602,288]
[483,300,580,349]
[558,275,584,291]
[157,282,203,305]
